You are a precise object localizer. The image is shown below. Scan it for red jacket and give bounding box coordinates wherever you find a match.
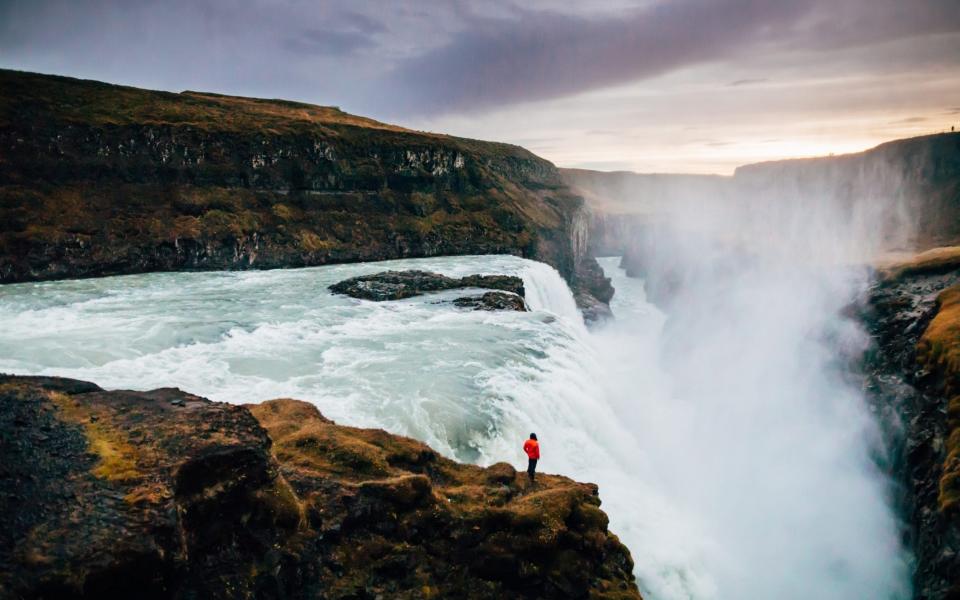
[523,439,540,460]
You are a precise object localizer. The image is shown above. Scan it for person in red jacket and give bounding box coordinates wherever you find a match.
[523,433,539,482]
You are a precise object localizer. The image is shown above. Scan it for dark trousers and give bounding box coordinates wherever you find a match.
[527,458,538,481]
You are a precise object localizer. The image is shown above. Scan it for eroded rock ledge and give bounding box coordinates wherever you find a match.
[0,375,641,599]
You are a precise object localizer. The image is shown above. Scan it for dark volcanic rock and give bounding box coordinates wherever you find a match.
[862,265,960,600]
[574,290,614,323]
[0,375,295,600]
[329,270,524,301]
[453,291,527,312]
[0,375,641,599]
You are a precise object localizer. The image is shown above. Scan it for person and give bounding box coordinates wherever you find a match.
[523,433,539,483]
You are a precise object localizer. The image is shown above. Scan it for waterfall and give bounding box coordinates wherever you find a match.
[0,252,911,599]
[519,260,583,325]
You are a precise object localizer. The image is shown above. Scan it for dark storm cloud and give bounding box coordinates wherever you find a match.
[0,0,958,117]
[729,78,768,87]
[386,0,960,114]
[282,9,388,56]
[387,0,815,112]
[0,0,397,110]
[283,28,377,57]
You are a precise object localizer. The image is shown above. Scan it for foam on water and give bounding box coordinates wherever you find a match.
[0,256,589,463]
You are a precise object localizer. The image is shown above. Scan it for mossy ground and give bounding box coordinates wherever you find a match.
[248,398,642,599]
[47,390,143,483]
[918,284,960,512]
[0,377,642,598]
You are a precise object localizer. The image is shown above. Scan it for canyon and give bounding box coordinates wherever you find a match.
[3,67,960,598]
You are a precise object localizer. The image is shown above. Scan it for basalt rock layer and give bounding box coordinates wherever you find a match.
[0,375,641,599]
[861,252,960,599]
[0,69,611,315]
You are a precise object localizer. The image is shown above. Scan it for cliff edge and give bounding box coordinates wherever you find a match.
[863,251,960,599]
[0,375,641,599]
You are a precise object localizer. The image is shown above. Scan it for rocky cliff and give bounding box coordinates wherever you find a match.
[0,69,611,314]
[0,375,641,599]
[735,134,960,248]
[863,250,960,599]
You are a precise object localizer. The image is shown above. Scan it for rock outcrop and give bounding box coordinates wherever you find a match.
[452,291,527,312]
[861,252,960,599]
[0,375,641,599]
[0,69,610,317]
[329,270,524,302]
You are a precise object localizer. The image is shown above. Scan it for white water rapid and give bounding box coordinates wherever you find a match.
[0,251,909,598]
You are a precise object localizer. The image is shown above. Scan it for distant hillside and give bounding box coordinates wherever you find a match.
[563,133,960,250]
[0,69,611,310]
[735,133,960,247]
[561,169,730,215]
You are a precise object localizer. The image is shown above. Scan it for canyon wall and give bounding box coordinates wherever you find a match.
[0,69,610,312]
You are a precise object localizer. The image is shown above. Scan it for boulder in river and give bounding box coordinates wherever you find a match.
[329,270,525,301]
[453,291,527,312]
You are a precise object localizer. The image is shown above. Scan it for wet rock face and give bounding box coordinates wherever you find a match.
[861,268,960,599]
[453,291,527,312]
[329,270,524,302]
[0,375,641,599]
[573,257,615,323]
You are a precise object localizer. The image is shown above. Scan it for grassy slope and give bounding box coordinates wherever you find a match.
[0,70,406,133]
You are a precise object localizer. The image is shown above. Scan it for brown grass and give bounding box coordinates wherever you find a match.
[0,69,412,135]
[916,284,960,512]
[48,390,143,482]
[876,246,960,282]
[918,284,960,395]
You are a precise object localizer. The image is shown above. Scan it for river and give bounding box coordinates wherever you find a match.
[0,253,910,599]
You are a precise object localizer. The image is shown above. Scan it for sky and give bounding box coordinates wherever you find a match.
[1,0,959,174]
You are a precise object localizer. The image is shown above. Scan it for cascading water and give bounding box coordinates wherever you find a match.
[0,250,910,598]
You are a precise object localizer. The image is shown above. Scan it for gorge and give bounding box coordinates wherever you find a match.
[2,69,960,599]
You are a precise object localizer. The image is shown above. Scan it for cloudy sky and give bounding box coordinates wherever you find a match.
[2,0,959,173]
